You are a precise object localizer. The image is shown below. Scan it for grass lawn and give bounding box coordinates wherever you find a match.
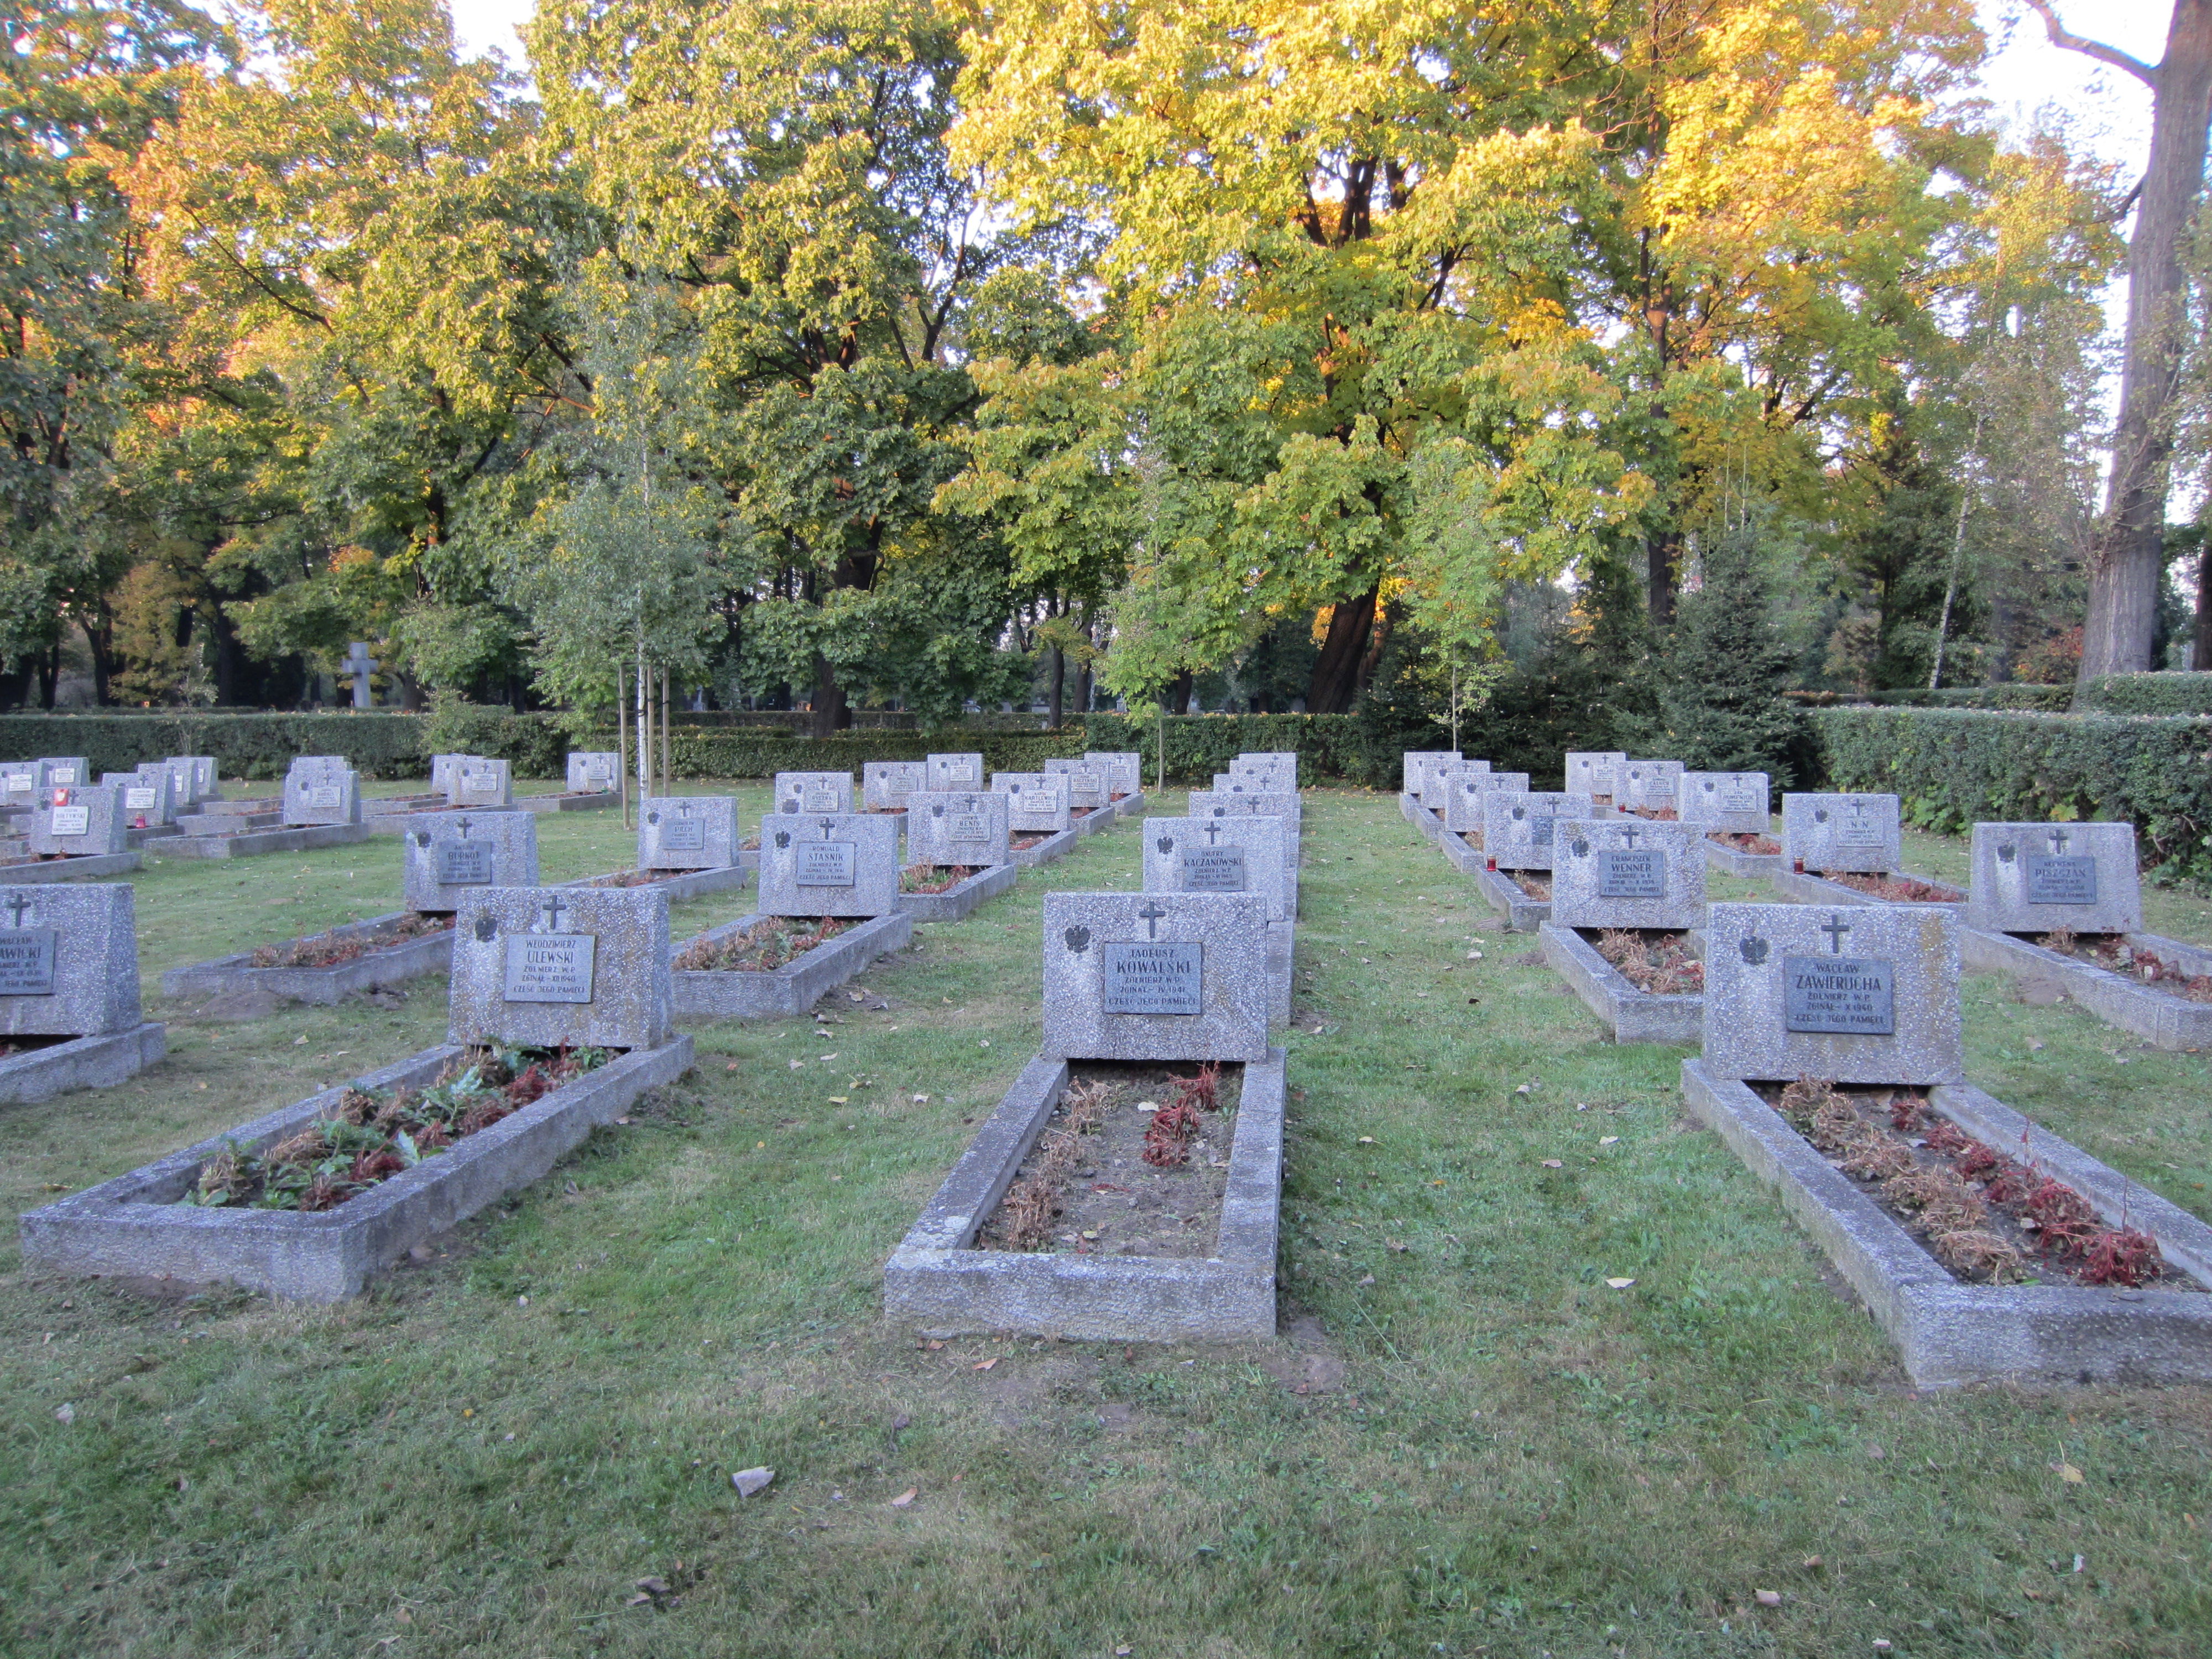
[2,788,2208,1657]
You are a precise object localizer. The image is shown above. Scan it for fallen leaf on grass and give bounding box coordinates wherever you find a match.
[1386,1238,1408,1254]
[54,1403,74,1425]
[1357,1135,1375,1145]
[1802,1556,1823,1569]
[1754,1588,1781,1607]
[635,1578,671,1597]
[788,1060,805,1071]
[1540,1159,1563,1169]
[1358,1274,1375,1286]
[2056,1462,2085,1484]
[974,1358,999,1371]
[731,1467,774,1496]
[827,1095,848,1105]
[911,1094,930,1104]
[1599,1135,1619,1146]
[891,1488,917,1509]
[1604,1277,1635,1289]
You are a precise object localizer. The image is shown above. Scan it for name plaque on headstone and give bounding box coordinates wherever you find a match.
[941,762,977,784]
[801,787,841,814]
[1596,848,1666,899]
[1181,845,1247,891]
[0,928,58,995]
[48,767,76,784]
[124,786,156,811]
[1102,941,1203,1015]
[1837,814,1885,848]
[1642,776,1677,799]
[50,806,90,837]
[582,764,611,787]
[436,841,495,885]
[307,785,341,810]
[948,813,987,842]
[1719,787,1761,814]
[659,816,706,851]
[2025,854,2098,906]
[1070,770,1104,795]
[1530,815,1555,847]
[503,933,597,1003]
[1783,955,1896,1035]
[797,842,857,886]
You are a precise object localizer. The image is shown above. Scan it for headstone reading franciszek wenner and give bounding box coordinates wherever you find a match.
[925,752,986,792]
[637,796,738,872]
[30,786,128,857]
[991,773,1071,834]
[567,751,620,794]
[1142,814,1292,922]
[1044,757,1110,812]
[1443,769,1527,835]
[906,790,1011,868]
[0,884,144,1042]
[1619,759,1684,815]
[755,812,900,918]
[1482,791,1594,872]
[1565,751,1626,801]
[448,885,671,1052]
[773,770,855,817]
[1782,792,1901,875]
[404,811,539,912]
[1550,819,1708,931]
[282,758,361,827]
[864,761,926,811]
[1700,901,1961,1086]
[1040,891,1270,1062]
[1680,771,1771,836]
[1964,822,2141,937]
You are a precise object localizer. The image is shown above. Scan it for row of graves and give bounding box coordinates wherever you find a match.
[0,755,227,882]
[14,752,1173,1303]
[1399,747,2212,1386]
[886,750,1300,1342]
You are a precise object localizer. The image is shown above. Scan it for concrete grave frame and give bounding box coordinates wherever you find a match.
[1679,1058,2212,1386]
[1770,865,1966,920]
[671,910,911,1018]
[161,912,456,1007]
[518,790,617,815]
[1538,924,1702,1044]
[563,864,752,902]
[21,1037,693,1301]
[1705,839,1787,879]
[1009,825,1079,869]
[898,863,1020,923]
[161,822,371,859]
[1957,927,2212,1050]
[882,1046,1287,1342]
[0,883,165,1104]
[0,851,143,883]
[1468,861,1551,931]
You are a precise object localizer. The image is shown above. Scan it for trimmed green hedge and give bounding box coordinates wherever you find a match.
[1081,713,1395,786]
[1787,685,2073,711]
[0,712,432,781]
[618,727,1086,779]
[2079,672,2212,717]
[1807,706,2212,885]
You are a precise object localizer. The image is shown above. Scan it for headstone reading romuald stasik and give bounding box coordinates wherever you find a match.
[404,811,540,912]
[773,770,855,816]
[863,761,925,811]
[567,751,620,793]
[1142,815,1292,922]
[1782,792,1901,875]
[925,752,986,791]
[1442,769,1527,834]
[0,884,144,1042]
[448,885,671,1053]
[1619,759,1684,815]
[991,773,1071,834]
[638,796,738,872]
[1965,822,2141,937]
[1482,791,1594,871]
[1402,752,1460,796]
[906,790,1011,868]
[1680,771,1771,835]
[282,759,360,827]
[755,812,900,917]
[1700,902,1961,1086]
[1040,891,1270,1062]
[1044,757,1110,812]
[30,786,128,857]
[1550,819,1708,931]
[1565,751,1626,800]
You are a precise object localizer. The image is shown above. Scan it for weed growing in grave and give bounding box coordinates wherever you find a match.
[1825,872,1959,903]
[182,1044,612,1211]
[899,864,978,895]
[249,911,453,968]
[2035,928,2212,1004]
[1510,872,1550,900]
[1593,928,1704,994]
[1712,830,1782,854]
[674,916,849,972]
[992,1079,1110,1249]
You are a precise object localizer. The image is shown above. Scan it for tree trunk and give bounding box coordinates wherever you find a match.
[1646,529,1681,624]
[1047,643,1064,727]
[38,644,58,708]
[2195,541,2212,668]
[1307,584,1380,713]
[1168,669,1194,714]
[810,651,849,737]
[2062,0,2212,686]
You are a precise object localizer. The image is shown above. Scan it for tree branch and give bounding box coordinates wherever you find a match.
[2023,1,2158,87]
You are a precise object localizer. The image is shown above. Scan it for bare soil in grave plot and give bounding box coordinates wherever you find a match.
[899,864,976,895]
[1586,927,1703,994]
[1510,871,1551,900]
[975,1061,1243,1259]
[1819,870,1962,902]
[251,911,453,968]
[2031,926,2212,1004]
[674,916,849,972]
[1712,831,1781,854]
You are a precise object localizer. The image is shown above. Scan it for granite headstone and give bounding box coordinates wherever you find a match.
[1442,769,1528,835]
[1965,822,2141,937]
[448,885,671,1052]
[992,772,1072,834]
[1551,818,1708,931]
[404,811,540,912]
[1782,792,1901,875]
[863,761,925,811]
[30,786,129,856]
[1619,759,1684,815]
[1483,791,1594,871]
[567,752,621,794]
[1045,757,1111,812]
[773,771,856,816]
[0,883,142,1037]
[755,812,900,917]
[638,795,739,872]
[1142,814,1292,922]
[925,753,986,792]
[1565,751,1626,801]
[1680,771,1771,836]
[906,790,1011,868]
[1040,891,1270,1062]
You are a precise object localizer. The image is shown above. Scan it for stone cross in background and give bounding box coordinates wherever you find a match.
[345,641,378,709]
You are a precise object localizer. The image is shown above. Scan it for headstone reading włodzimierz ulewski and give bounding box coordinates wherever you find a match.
[448,886,672,1052]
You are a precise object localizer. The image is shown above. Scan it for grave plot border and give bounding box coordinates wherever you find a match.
[124,826,182,850]
[0,851,143,883]
[1469,861,1550,932]
[1107,791,1147,822]
[883,1046,1287,1343]
[364,797,454,836]
[161,911,454,1006]
[564,864,752,903]
[1265,920,1293,1027]
[1959,927,2212,1051]
[896,862,1020,924]
[1704,838,1786,878]
[1071,805,1116,837]
[0,1024,166,1106]
[20,1037,693,1302]
[1771,866,1965,920]
[671,910,911,1019]
[1679,1057,2212,1386]
[1404,795,1447,842]
[165,823,373,860]
[1436,831,1484,877]
[517,791,619,814]
[1538,923,1702,1045]
[1009,825,1079,869]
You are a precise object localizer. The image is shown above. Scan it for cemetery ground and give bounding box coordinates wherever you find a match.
[2,792,2209,1658]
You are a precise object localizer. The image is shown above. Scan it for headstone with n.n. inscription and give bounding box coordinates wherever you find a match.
[1565,752,1626,801]
[447,885,671,1052]
[1040,891,1270,1062]
[772,771,855,817]
[1700,901,1961,1086]
[283,759,361,827]
[1442,769,1528,835]
[1044,757,1110,812]
[1402,752,1461,796]
[906,790,1011,868]
[637,796,738,872]
[0,884,143,1040]
[756,812,899,918]
[567,752,620,794]
[404,811,539,912]
[1782,792,1900,875]
[925,753,985,792]
[1483,791,1593,872]
[1550,819,1708,931]
[991,772,1071,834]
[1965,822,2141,937]
[1619,759,1684,815]
[107,769,177,828]
[863,761,925,811]
[30,786,128,857]
[449,758,513,808]
[1680,771,1771,835]
[1084,752,1143,798]
[1142,815,1292,922]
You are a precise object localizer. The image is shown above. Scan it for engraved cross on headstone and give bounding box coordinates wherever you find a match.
[1202,821,1225,844]
[538,894,568,935]
[345,640,378,709]
[1136,900,1170,940]
[817,817,835,836]
[1619,824,1641,849]
[2047,828,2070,855]
[2,893,29,928]
[456,816,472,838]
[1820,913,1852,954]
